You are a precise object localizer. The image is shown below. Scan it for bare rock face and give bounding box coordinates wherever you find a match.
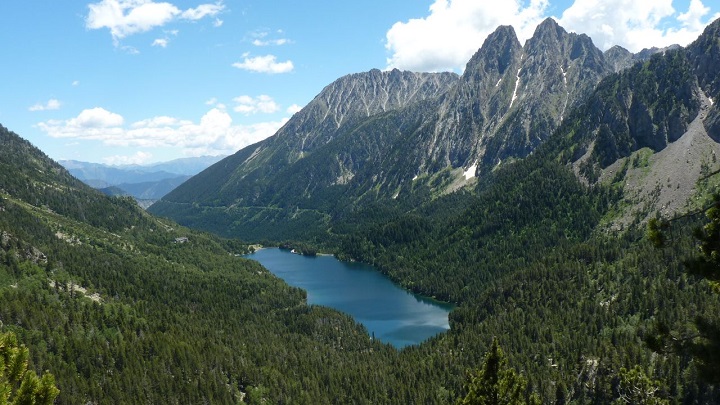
[278,69,458,159]
[687,18,720,141]
[154,18,619,213]
[152,17,720,238]
[0,231,47,265]
[604,45,635,72]
[418,18,612,176]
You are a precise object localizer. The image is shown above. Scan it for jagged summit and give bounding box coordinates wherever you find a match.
[530,17,565,41]
[464,25,521,76]
[151,17,720,242]
[153,17,616,218]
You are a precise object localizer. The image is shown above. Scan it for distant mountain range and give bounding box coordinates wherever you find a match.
[60,155,225,206]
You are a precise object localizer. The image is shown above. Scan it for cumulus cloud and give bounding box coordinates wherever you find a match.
[232,53,294,74]
[72,107,125,128]
[385,0,549,72]
[86,0,224,44]
[233,95,281,115]
[384,0,719,72]
[29,99,62,112]
[37,106,286,156]
[558,0,720,51]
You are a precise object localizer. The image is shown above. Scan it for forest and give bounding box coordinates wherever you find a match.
[2,38,720,403]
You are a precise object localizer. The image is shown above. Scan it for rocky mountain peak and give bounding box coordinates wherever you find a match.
[529,17,565,44]
[464,25,521,78]
[155,17,720,227]
[604,45,633,71]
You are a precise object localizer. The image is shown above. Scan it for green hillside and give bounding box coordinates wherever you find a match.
[4,17,720,405]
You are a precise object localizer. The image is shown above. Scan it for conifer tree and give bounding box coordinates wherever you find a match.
[457,339,540,405]
[0,332,59,405]
[683,195,720,382]
[613,366,668,404]
[646,194,720,383]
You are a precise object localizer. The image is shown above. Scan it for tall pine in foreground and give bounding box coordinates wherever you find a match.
[0,332,59,405]
[457,339,540,405]
[646,194,720,384]
[683,194,720,383]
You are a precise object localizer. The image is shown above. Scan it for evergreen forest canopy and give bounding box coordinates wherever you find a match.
[2,17,720,405]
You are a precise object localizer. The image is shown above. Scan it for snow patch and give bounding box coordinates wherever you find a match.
[495,78,502,87]
[412,175,418,181]
[509,68,521,109]
[559,66,570,121]
[710,97,715,106]
[463,163,477,180]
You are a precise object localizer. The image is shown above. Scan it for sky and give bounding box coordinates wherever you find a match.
[1,0,718,166]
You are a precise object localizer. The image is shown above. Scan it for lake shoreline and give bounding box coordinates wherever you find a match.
[246,247,453,349]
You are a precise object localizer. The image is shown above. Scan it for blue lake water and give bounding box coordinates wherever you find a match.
[246,248,453,349]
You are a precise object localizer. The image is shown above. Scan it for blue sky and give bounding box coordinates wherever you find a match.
[1,0,718,165]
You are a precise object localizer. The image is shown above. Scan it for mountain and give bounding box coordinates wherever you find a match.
[60,155,224,201]
[150,18,621,240]
[604,44,682,72]
[5,17,720,404]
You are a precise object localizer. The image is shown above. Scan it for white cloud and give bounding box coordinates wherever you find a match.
[103,151,153,165]
[252,38,289,46]
[73,107,125,128]
[152,38,169,47]
[249,30,290,46]
[37,106,286,156]
[121,45,140,54]
[287,104,303,114]
[384,0,719,72]
[86,0,224,44]
[152,30,178,48]
[233,95,281,115]
[558,0,720,51]
[213,18,223,27]
[29,99,62,112]
[232,54,294,74]
[181,3,224,20]
[385,0,549,72]
[72,80,80,87]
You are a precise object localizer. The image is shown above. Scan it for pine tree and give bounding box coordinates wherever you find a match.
[457,339,540,405]
[0,332,59,405]
[613,366,668,404]
[646,194,720,383]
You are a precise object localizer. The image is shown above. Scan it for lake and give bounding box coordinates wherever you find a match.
[245,248,453,349]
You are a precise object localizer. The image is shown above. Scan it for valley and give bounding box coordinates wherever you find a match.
[1,13,720,405]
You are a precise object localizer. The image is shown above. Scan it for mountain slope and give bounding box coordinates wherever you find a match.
[8,17,720,405]
[0,125,465,404]
[151,18,619,240]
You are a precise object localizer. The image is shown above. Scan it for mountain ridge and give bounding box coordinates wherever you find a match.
[3,16,720,405]
[151,17,683,240]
